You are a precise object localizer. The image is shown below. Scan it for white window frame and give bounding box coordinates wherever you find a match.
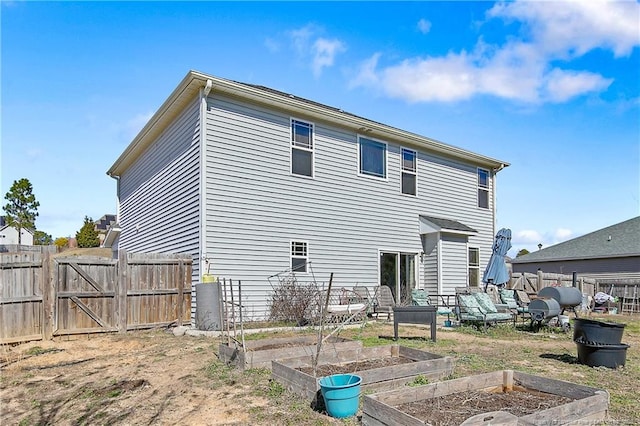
[290,240,309,273]
[401,147,417,196]
[477,168,489,209]
[358,135,388,180]
[468,246,480,287]
[290,118,314,178]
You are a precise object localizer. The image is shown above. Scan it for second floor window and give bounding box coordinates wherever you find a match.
[359,137,386,178]
[401,148,417,196]
[291,119,313,177]
[478,168,489,209]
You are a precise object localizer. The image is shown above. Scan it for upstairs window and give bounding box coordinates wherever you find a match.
[477,168,489,209]
[468,247,480,287]
[401,148,417,196]
[291,119,313,177]
[291,241,308,273]
[359,137,387,178]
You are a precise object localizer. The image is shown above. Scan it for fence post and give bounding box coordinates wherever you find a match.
[176,258,184,327]
[117,250,128,333]
[42,252,53,340]
[537,270,544,291]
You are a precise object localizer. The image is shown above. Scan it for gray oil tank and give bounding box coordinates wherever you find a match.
[538,286,582,307]
[529,298,561,322]
[195,282,223,331]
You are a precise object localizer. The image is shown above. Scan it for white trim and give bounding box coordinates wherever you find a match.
[289,117,315,178]
[199,81,212,275]
[290,240,309,274]
[357,135,388,180]
[400,147,417,197]
[468,245,480,287]
[436,236,442,294]
[477,167,490,210]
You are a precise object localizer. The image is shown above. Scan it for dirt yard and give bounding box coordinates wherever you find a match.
[1,317,638,425]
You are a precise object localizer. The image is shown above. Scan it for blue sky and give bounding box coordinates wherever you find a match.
[2,1,639,256]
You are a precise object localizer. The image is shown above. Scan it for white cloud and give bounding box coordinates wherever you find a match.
[350,0,640,104]
[26,148,44,159]
[287,25,346,77]
[417,18,432,34]
[264,37,280,53]
[553,228,574,242]
[312,38,346,77]
[543,68,613,103]
[122,111,154,141]
[487,0,640,58]
[514,229,543,244]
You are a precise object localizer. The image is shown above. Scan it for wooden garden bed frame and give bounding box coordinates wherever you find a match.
[218,335,361,370]
[272,344,455,401]
[362,369,609,426]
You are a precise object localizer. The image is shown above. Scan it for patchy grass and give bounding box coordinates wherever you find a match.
[2,315,639,425]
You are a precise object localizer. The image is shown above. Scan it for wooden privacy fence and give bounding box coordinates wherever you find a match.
[0,250,192,344]
[509,271,597,296]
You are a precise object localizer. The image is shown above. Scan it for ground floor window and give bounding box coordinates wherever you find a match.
[468,247,480,287]
[291,241,308,272]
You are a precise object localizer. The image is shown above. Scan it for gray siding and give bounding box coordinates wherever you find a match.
[440,234,470,294]
[118,98,201,275]
[203,94,495,319]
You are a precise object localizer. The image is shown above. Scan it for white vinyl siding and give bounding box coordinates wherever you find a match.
[117,97,201,273]
[202,94,495,319]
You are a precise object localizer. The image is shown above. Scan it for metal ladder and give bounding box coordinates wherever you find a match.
[622,285,637,314]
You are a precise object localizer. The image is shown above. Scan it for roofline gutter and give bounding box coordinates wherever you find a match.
[512,253,640,264]
[107,70,510,177]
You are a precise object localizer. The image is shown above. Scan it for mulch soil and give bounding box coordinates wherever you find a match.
[297,356,413,376]
[396,387,574,425]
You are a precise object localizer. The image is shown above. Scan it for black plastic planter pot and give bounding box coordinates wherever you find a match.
[573,318,625,345]
[576,341,629,368]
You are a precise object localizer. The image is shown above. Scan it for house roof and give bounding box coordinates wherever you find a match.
[419,215,478,235]
[107,70,509,177]
[512,216,640,264]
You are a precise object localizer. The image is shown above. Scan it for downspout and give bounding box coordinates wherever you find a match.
[199,79,213,278]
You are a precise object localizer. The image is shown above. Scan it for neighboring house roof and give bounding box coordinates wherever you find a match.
[95,214,117,232]
[419,215,478,235]
[107,70,509,178]
[512,216,640,264]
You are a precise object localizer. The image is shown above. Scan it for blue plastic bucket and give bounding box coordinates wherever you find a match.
[318,374,362,418]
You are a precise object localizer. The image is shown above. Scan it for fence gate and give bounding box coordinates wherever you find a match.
[53,257,119,336]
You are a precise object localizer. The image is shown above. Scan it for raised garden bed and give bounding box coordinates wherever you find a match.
[272,344,454,401]
[362,369,609,426]
[218,335,361,370]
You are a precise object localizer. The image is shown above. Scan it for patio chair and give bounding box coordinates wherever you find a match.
[455,288,515,331]
[320,288,367,325]
[411,288,431,306]
[373,286,396,321]
[353,286,374,315]
[499,288,530,322]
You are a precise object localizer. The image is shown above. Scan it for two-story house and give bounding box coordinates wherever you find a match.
[107,70,509,320]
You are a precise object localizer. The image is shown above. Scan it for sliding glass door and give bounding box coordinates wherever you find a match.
[379,252,417,305]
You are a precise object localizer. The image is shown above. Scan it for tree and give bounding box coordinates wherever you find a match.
[54,237,69,249]
[3,178,40,244]
[33,230,53,245]
[76,216,100,248]
[516,248,530,257]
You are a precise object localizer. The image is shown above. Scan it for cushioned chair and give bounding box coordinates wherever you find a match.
[411,289,431,306]
[499,288,530,322]
[456,289,515,331]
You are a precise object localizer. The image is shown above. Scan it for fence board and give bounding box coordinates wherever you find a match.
[1,250,192,343]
